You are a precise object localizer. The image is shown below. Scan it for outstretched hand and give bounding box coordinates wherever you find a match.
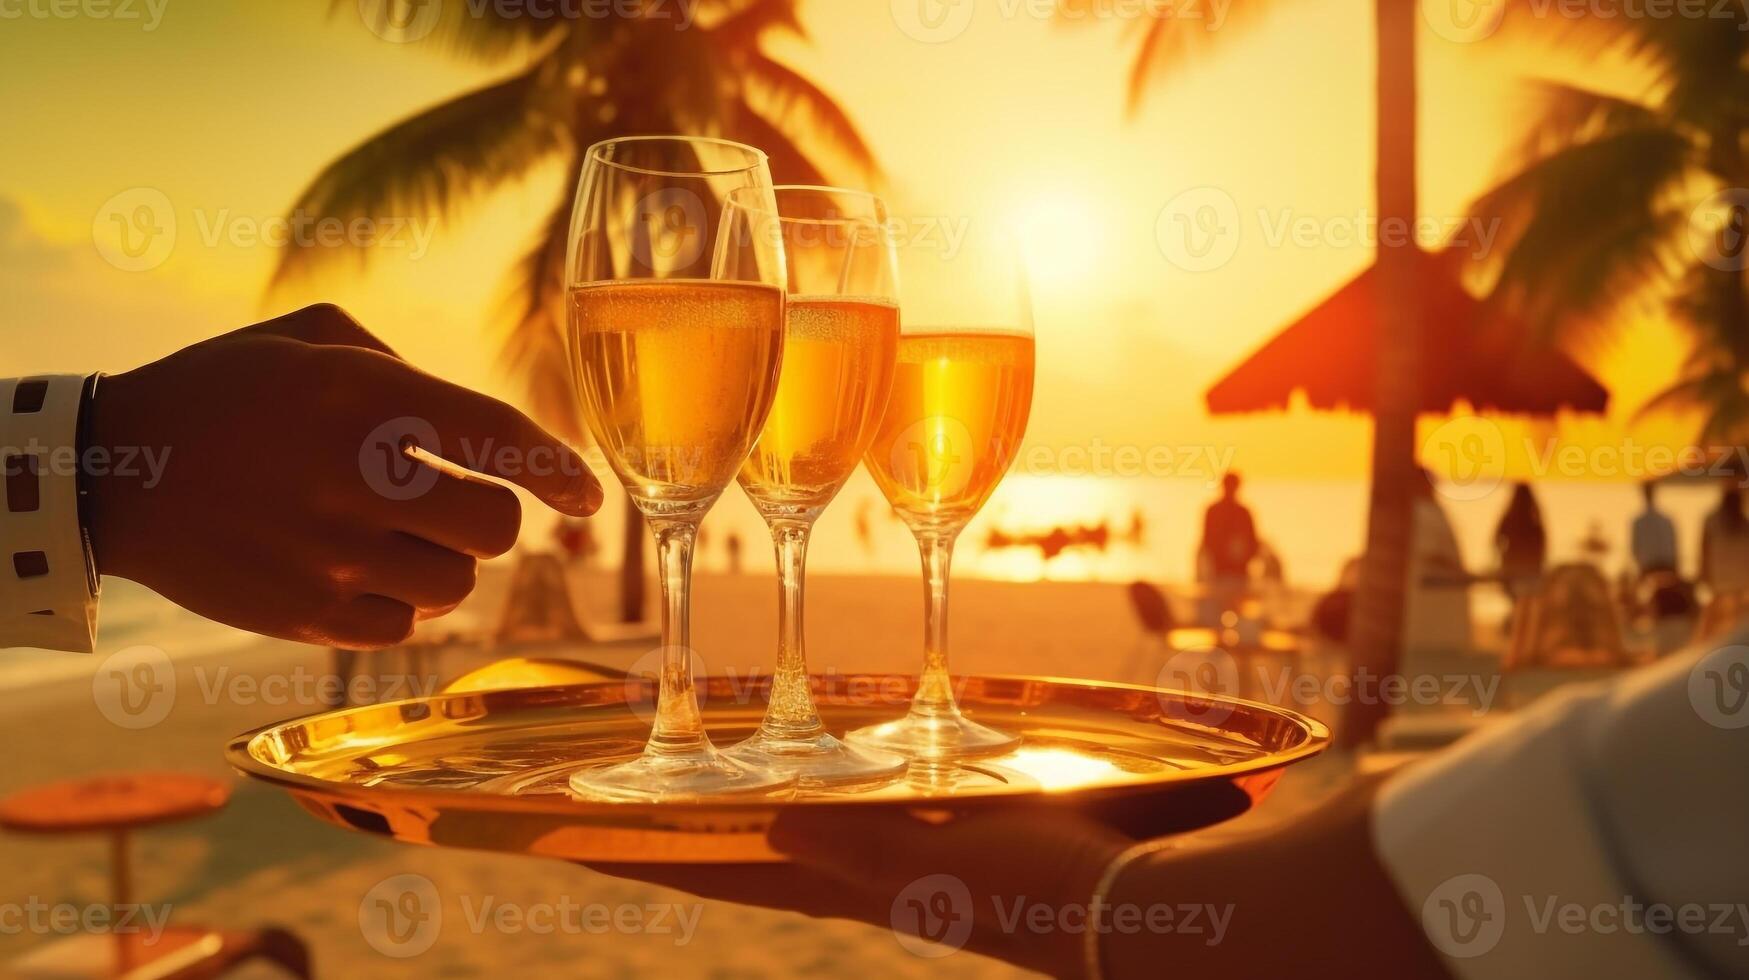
[592,805,1132,978]
[588,776,1451,980]
[86,304,602,649]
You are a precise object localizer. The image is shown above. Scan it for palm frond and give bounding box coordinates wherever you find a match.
[1120,3,1272,115]
[497,104,655,440]
[737,49,880,182]
[1637,364,1749,444]
[1513,80,1662,162]
[726,99,828,185]
[1669,261,1749,353]
[271,59,570,288]
[499,186,582,442]
[1472,126,1697,344]
[348,0,569,65]
[1495,10,1749,129]
[710,0,805,48]
[1627,21,1748,126]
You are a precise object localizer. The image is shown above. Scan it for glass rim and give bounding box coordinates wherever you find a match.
[584,135,769,178]
[729,183,889,229]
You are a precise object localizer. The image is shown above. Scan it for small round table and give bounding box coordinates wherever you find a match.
[0,773,233,977]
[1165,626,1304,703]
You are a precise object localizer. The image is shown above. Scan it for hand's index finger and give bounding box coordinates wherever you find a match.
[406,375,603,516]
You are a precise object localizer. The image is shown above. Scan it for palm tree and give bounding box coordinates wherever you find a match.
[1472,18,1749,445]
[275,0,877,620]
[1117,1,1422,745]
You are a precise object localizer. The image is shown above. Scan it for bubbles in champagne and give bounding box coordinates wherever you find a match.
[569,279,785,508]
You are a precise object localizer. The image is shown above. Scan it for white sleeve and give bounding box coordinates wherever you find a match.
[0,375,99,652]
[1372,637,1749,979]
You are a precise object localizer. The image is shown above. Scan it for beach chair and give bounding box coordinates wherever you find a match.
[1117,581,1176,685]
[494,551,657,646]
[1694,587,1749,644]
[1622,570,1698,657]
[1497,564,1636,712]
[1126,581,1175,635]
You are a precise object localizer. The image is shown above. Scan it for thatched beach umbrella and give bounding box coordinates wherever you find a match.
[1207,248,1608,417]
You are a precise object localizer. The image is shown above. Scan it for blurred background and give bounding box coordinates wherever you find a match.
[3,0,1747,975]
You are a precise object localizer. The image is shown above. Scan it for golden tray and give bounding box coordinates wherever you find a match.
[226,671,1329,863]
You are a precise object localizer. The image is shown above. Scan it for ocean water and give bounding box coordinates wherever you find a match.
[4,475,1721,689]
[697,472,1727,591]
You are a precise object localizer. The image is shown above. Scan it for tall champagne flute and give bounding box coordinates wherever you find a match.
[847,229,1035,759]
[723,186,907,787]
[564,136,793,801]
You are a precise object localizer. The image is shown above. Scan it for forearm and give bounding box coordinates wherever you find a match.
[1101,775,1452,980]
[83,366,155,582]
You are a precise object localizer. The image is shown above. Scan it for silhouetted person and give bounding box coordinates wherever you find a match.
[725,532,744,575]
[1494,482,1547,611]
[1199,472,1257,618]
[854,499,874,554]
[1632,480,1678,577]
[1701,482,1749,597]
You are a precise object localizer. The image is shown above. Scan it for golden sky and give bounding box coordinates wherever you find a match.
[0,0,1699,482]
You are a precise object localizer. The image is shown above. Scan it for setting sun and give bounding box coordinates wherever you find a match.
[1009,192,1104,290]
[1,4,1743,976]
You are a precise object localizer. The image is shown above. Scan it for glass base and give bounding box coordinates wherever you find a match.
[724,730,908,789]
[568,745,795,803]
[845,709,1020,761]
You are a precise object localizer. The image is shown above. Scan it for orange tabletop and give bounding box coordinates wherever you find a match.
[0,772,231,835]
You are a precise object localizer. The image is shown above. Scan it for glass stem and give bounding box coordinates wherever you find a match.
[911,528,961,720]
[644,517,711,757]
[761,517,825,741]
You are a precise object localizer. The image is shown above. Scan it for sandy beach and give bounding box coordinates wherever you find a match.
[0,565,1357,978]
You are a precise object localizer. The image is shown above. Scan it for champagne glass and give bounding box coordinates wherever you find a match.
[847,227,1035,759]
[564,136,794,801]
[723,186,907,787]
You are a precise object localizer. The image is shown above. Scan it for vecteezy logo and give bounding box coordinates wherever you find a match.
[890,873,973,957]
[1156,645,1240,726]
[1422,873,1505,959]
[1687,188,1749,273]
[1155,187,1240,273]
[1690,644,1749,730]
[92,645,175,729]
[359,873,442,957]
[359,416,442,501]
[631,188,706,273]
[359,0,442,43]
[1420,0,1506,43]
[890,0,975,43]
[887,415,975,503]
[1421,416,1507,502]
[92,188,176,273]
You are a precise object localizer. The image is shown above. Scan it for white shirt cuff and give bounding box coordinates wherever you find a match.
[1371,645,1747,979]
[1,375,99,653]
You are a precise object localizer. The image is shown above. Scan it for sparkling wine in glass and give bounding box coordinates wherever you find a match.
[564,136,794,801]
[847,231,1035,760]
[724,186,907,787]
